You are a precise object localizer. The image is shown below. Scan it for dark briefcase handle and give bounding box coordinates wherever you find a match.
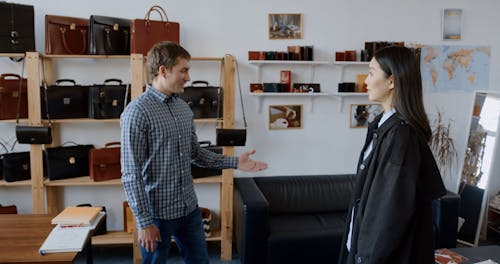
[103,79,123,85]
[55,79,77,85]
[0,73,22,81]
[104,142,121,148]
[190,80,210,87]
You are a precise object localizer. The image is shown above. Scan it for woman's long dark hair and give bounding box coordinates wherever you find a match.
[374,46,432,142]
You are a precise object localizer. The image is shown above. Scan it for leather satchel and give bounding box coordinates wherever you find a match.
[180,81,222,119]
[16,125,52,144]
[41,79,90,119]
[45,15,89,55]
[45,143,94,180]
[89,79,130,119]
[0,2,35,53]
[216,128,247,146]
[0,73,27,120]
[89,15,130,55]
[130,5,180,55]
[1,151,31,182]
[89,142,121,182]
[192,141,222,178]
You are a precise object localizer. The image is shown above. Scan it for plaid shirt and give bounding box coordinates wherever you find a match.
[120,86,238,228]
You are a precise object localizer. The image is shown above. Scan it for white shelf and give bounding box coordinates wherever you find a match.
[250,92,330,112]
[332,61,369,82]
[249,60,329,84]
[331,92,369,112]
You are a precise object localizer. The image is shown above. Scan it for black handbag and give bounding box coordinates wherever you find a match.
[216,57,247,146]
[191,141,222,178]
[89,15,130,55]
[0,141,30,182]
[0,2,35,53]
[41,79,90,119]
[45,143,94,180]
[15,60,53,144]
[89,79,130,119]
[180,80,222,119]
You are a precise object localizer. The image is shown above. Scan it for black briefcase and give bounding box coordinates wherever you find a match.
[0,2,35,53]
[180,81,222,119]
[89,79,130,119]
[89,15,130,55]
[45,144,94,180]
[1,151,30,182]
[191,141,222,178]
[41,79,90,119]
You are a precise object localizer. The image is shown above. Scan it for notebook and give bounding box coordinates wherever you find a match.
[39,225,91,255]
[51,206,102,226]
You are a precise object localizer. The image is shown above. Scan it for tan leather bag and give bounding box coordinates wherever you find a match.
[45,15,89,55]
[130,5,179,55]
[89,142,121,182]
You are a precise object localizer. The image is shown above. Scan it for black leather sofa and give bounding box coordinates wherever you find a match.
[234,175,460,264]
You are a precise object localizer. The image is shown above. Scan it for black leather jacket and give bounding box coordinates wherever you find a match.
[339,113,446,264]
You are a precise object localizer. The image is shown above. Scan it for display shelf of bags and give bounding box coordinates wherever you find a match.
[43,176,123,186]
[42,54,130,59]
[0,179,31,186]
[0,53,25,58]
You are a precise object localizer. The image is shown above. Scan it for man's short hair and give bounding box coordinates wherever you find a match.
[146,41,191,81]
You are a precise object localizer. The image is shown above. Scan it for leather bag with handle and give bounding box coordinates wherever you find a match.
[0,73,27,120]
[41,79,90,119]
[0,141,31,182]
[180,80,222,119]
[191,141,222,179]
[45,143,94,180]
[89,15,130,55]
[45,15,89,55]
[216,56,247,146]
[0,2,35,53]
[89,79,130,119]
[130,5,180,55]
[15,58,53,144]
[89,142,121,182]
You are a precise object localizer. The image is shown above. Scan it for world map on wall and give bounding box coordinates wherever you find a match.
[420,45,491,92]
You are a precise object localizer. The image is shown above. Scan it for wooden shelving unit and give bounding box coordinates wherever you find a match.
[15,52,236,262]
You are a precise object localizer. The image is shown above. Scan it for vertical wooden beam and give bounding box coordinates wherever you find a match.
[130,54,144,100]
[220,54,236,260]
[26,52,45,214]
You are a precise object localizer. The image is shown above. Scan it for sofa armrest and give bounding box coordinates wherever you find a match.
[432,190,460,249]
[234,178,269,264]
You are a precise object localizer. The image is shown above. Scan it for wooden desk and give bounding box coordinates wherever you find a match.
[0,214,90,263]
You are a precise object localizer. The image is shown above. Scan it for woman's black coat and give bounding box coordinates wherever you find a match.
[339,113,446,264]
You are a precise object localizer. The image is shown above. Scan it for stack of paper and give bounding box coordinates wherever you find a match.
[51,206,102,226]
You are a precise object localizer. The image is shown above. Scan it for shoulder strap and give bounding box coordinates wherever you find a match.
[216,55,247,129]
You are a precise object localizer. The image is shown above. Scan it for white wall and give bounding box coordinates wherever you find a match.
[1,0,499,231]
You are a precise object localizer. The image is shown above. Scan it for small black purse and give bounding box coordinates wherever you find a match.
[15,59,53,144]
[216,56,247,146]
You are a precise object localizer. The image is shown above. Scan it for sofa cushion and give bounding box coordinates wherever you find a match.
[255,174,354,214]
[267,212,346,263]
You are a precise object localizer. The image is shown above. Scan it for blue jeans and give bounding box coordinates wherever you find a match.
[140,208,209,264]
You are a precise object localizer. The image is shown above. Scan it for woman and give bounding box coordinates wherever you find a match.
[339,46,446,264]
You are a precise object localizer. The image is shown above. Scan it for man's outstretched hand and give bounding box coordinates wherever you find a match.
[238,150,268,172]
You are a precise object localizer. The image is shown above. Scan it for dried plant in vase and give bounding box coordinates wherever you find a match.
[430,111,458,177]
[461,125,487,185]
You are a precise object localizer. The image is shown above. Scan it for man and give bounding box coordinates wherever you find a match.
[121,41,268,263]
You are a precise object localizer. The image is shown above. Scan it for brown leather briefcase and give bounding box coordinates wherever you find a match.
[45,15,89,55]
[89,142,121,182]
[130,5,179,55]
[0,73,28,120]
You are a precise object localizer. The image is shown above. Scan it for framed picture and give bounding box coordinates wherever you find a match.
[269,104,302,130]
[442,8,462,40]
[268,13,303,40]
[350,104,383,128]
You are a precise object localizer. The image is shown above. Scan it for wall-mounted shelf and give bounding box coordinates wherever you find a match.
[250,92,330,112]
[0,53,25,58]
[0,179,31,187]
[331,92,369,112]
[332,61,369,82]
[249,60,329,84]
